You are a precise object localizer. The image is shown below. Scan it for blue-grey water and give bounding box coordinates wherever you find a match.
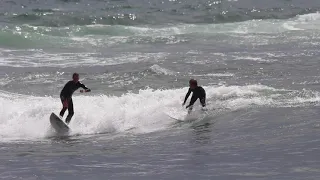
[1,0,320,179]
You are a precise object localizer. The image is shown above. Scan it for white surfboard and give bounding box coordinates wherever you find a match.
[166,109,209,123]
[49,112,70,133]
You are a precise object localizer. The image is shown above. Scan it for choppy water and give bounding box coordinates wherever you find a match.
[1,0,320,179]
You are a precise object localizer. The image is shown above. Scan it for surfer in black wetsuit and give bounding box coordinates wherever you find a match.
[59,73,91,124]
[182,79,206,113]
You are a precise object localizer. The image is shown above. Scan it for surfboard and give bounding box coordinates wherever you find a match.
[49,112,70,133]
[166,109,210,124]
[166,113,198,123]
[167,114,185,122]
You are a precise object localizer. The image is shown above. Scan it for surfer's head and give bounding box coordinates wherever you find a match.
[189,79,197,89]
[72,73,79,83]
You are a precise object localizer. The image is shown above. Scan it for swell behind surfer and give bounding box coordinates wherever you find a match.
[59,73,91,124]
[182,79,206,113]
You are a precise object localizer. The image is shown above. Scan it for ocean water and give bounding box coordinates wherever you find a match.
[1,0,320,179]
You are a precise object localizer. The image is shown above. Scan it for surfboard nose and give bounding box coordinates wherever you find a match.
[50,112,70,134]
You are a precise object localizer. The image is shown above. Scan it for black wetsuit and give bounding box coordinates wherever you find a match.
[59,81,90,124]
[183,86,206,109]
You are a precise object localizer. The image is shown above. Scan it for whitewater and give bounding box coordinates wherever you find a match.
[0,83,319,142]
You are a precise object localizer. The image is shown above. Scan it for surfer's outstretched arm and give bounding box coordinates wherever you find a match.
[186,96,197,108]
[183,88,191,105]
[79,82,91,93]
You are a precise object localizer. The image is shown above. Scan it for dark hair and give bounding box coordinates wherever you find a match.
[189,79,197,86]
[73,73,79,78]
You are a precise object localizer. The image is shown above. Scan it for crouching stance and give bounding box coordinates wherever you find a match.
[182,79,206,113]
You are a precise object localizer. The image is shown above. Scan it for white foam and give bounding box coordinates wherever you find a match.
[193,73,234,77]
[232,56,272,62]
[127,12,320,35]
[282,22,303,31]
[0,51,168,67]
[75,13,320,41]
[150,64,175,75]
[283,12,320,31]
[0,84,318,141]
[296,12,320,23]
